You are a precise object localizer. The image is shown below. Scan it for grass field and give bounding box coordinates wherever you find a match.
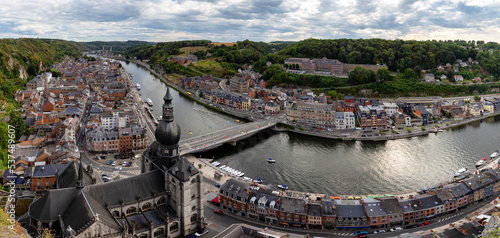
[210,42,237,47]
[190,60,226,77]
[179,46,207,57]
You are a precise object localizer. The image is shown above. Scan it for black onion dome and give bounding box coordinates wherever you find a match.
[155,120,181,145]
[155,88,181,146]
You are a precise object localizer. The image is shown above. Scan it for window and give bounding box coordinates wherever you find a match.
[126,206,136,215]
[113,211,120,218]
[157,197,166,206]
[142,202,152,211]
[154,228,164,237]
[191,214,197,223]
[191,194,196,200]
[169,223,179,232]
[191,206,196,211]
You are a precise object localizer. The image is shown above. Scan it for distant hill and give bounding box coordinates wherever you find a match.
[80,40,154,51]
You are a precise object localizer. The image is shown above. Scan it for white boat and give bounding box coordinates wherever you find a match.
[254,179,263,184]
[278,184,289,190]
[476,160,486,167]
[135,83,141,90]
[146,98,153,106]
[244,177,253,181]
[219,165,226,169]
[267,158,276,163]
[454,168,469,177]
[491,150,500,158]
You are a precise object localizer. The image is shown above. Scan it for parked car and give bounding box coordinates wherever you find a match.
[213,209,223,215]
[421,222,430,226]
[127,161,132,167]
[390,227,403,231]
[215,183,222,188]
[122,161,127,167]
[354,231,369,235]
[374,229,386,233]
[114,167,122,171]
[111,161,116,166]
[106,160,113,165]
[355,235,367,238]
[195,228,208,237]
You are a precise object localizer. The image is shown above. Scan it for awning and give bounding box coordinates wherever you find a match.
[212,196,220,204]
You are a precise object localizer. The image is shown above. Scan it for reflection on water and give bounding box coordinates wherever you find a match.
[120,60,500,196]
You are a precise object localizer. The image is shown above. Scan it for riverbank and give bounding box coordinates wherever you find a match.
[117,57,500,143]
[274,111,500,142]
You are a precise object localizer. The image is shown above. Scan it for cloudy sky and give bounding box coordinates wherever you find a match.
[2,0,500,43]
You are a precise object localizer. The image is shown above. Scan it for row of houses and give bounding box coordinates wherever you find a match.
[219,168,500,230]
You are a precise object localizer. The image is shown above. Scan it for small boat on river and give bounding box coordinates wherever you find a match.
[267,158,276,163]
[454,168,469,177]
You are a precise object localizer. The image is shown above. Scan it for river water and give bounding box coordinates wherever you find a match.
[119,60,500,196]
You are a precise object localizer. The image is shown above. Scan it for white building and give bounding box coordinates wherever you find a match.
[382,103,398,118]
[335,112,355,130]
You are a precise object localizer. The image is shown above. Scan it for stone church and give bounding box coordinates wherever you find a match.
[25,88,204,238]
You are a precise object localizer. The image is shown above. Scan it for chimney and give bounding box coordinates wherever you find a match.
[42,167,45,172]
[462,229,468,235]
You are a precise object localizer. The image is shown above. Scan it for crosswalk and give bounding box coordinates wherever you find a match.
[437,213,460,222]
[332,233,352,236]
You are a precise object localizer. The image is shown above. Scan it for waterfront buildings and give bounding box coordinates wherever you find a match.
[357,105,388,129]
[285,101,335,127]
[335,111,355,130]
[218,167,500,230]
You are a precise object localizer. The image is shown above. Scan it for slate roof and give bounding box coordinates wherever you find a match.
[449,183,472,197]
[33,164,69,177]
[417,195,443,209]
[29,187,77,222]
[84,170,165,207]
[439,228,469,238]
[322,200,336,216]
[335,204,367,218]
[380,198,404,215]
[307,203,322,217]
[432,187,455,202]
[167,157,199,182]
[280,197,307,214]
[220,179,249,199]
[57,161,93,189]
[363,200,387,217]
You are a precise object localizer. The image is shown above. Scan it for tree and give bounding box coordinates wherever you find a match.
[447,69,455,82]
[348,66,375,84]
[376,68,391,82]
[327,90,337,98]
[403,68,417,80]
[198,163,203,169]
[474,95,481,101]
[414,66,422,79]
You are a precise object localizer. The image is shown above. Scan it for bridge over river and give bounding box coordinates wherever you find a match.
[178,116,281,155]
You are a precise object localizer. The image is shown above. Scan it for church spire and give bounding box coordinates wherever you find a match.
[76,161,84,189]
[162,87,174,122]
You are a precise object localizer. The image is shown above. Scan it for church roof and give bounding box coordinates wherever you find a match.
[168,157,199,182]
[62,190,120,233]
[58,161,93,189]
[30,188,77,222]
[83,169,165,206]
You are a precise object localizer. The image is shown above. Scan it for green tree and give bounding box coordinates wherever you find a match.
[414,66,422,79]
[474,95,481,101]
[376,68,391,82]
[404,68,417,80]
[327,90,337,98]
[447,69,455,82]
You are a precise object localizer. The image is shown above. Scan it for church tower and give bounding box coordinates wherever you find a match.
[142,87,182,173]
[141,87,204,235]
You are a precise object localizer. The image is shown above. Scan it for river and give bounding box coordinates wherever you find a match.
[119,59,500,196]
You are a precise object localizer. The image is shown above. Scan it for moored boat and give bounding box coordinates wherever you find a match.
[491,150,500,158]
[476,158,487,167]
[146,98,153,106]
[267,158,276,163]
[135,83,141,90]
[254,178,263,184]
[278,184,288,190]
[454,168,469,177]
